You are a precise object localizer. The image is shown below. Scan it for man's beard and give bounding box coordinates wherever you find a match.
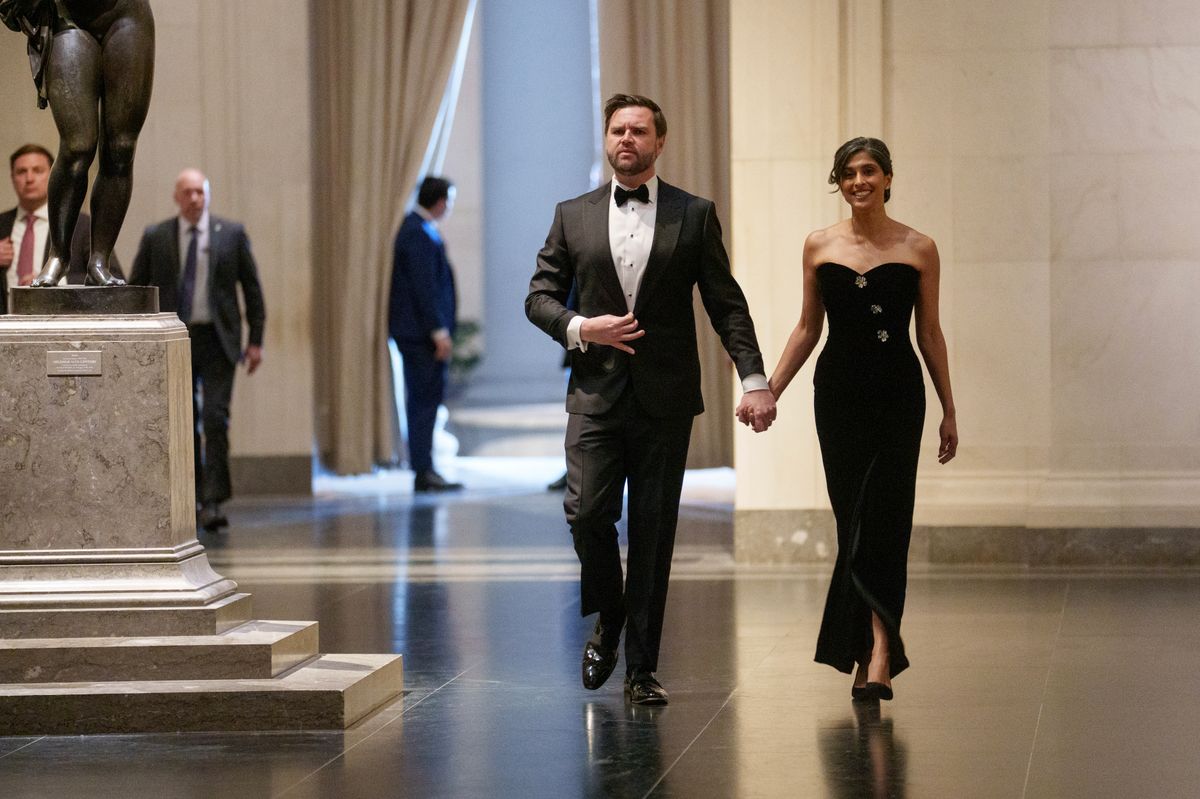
[608,149,655,178]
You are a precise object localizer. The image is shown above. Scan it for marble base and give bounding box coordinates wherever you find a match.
[0,653,404,734]
[0,313,237,610]
[0,314,404,733]
[8,285,159,315]
[0,619,319,683]
[0,592,252,639]
[734,509,1200,566]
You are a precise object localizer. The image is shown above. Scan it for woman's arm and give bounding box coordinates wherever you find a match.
[766,233,826,401]
[913,237,958,463]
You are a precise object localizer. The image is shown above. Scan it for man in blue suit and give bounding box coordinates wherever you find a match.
[130,168,266,531]
[388,176,462,492]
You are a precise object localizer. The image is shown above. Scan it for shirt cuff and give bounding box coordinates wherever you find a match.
[741,373,770,393]
[566,315,588,351]
[431,328,451,343]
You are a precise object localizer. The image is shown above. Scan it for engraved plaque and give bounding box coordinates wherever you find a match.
[46,350,103,376]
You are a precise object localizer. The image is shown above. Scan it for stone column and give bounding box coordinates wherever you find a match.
[731,1,882,562]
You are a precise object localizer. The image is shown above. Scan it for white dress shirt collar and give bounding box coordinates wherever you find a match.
[610,174,659,204]
[178,210,209,237]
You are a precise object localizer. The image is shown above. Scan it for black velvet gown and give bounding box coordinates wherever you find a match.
[813,262,925,677]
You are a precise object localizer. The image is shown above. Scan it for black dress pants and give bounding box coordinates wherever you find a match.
[397,342,447,475]
[564,386,693,675]
[189,324,236,505]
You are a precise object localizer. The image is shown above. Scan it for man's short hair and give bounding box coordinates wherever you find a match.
[603,94,668,138]
[416,176,453,210]
[9,143,53,171]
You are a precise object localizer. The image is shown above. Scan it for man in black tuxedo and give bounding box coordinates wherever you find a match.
[130,168,266,532]
[388,176,462,493]
[526,94,777,704]
[0,143,117,312]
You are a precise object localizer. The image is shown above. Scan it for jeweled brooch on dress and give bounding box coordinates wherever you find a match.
[877,330,889,342]
[870,304,882,314]
[855,275,868,288]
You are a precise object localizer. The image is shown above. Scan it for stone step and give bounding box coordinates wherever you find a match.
[0,592,253,639]
[0,653,404,734]
[0,620,319,683]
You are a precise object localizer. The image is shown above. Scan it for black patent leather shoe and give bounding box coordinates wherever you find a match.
[197,502,228,532]
[414,470,464,492]
[624,670,668,705]
[582,623,619,690]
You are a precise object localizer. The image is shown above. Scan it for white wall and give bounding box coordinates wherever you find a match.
[733,0,1200,538]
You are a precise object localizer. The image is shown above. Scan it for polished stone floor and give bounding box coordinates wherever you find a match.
[3,459,1200,798]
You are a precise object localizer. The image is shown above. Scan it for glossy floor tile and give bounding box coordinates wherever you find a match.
[3,463,1200,798]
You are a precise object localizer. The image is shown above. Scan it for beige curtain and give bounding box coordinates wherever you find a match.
[598,0,734,468]
[311,0,473,474]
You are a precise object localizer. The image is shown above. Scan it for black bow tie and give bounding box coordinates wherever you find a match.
[614,184,650,207]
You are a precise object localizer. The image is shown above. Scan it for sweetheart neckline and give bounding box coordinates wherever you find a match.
[818,262,918,277]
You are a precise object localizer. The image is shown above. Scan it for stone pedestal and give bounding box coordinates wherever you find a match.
[0,296,402,732]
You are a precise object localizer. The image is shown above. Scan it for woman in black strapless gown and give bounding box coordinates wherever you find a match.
[758,138,957,702]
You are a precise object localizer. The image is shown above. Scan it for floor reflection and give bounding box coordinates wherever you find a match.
[7,478,1200,798]
[819,702,908,798]
[580,700,665,798]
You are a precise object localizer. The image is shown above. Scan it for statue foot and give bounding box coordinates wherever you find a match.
[30,257,66,286]
[86,257,126,286]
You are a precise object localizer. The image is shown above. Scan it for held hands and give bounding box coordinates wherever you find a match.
[0,237,12,268]
[736,389,777,433]
[580,312,645,354]
[938,415,958,464]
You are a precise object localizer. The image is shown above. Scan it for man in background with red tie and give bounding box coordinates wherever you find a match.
[0,143,113,312]
[130,168,266,532]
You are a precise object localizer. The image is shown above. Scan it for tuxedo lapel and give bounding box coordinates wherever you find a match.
[585,183,627,311]
[633,181,684,316]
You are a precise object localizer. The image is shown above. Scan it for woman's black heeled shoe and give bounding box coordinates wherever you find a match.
[866,681,893,701]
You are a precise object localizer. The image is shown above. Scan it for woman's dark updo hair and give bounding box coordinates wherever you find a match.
[828,137,893,202]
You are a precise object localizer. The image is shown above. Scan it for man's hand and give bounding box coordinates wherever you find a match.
[580,312,645,354]
[433,333,453,362]
[243,345,263,374]
[0,237,13,269]
[736,389,777,433]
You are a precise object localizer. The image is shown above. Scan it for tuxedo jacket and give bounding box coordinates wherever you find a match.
[388,210,457,349]
[526,180,764,418]
[0,208,116,312]
[129,215,266,366]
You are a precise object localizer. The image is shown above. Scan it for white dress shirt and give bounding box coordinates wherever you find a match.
[565,177,768,394]
[178,211,212,323]
[6,203,50,289]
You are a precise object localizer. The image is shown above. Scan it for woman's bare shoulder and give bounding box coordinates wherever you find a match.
[804,222,849,261]
[890,221,938,268]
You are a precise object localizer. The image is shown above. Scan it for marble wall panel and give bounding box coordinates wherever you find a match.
[950,155,1050,263]
[884,53,956,155]
[1050,154,1121,262]
[886,0,954,54]
[1049,0,1119,48]
[1115,152,1200,259]
[946,259,1052,444]
[1117,0,1200,46]
[949,51,1050,157]
[1050,258,1200,451]
[1051,47,1200,154]
[889,0,1047,53]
